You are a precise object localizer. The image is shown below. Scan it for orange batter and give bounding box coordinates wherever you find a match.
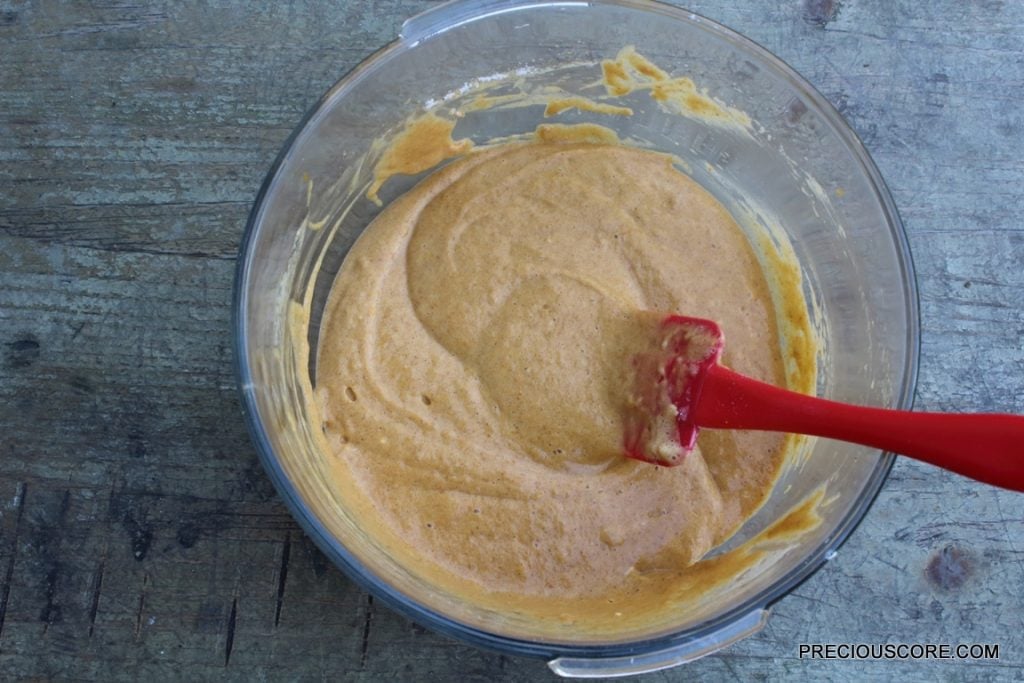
[313,140,812,629]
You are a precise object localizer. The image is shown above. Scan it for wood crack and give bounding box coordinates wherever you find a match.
[224,597,238,666]
[87,560,105,638]
[359,594,374,669]
[0,483,28,644]
[273,532,290,628]
[133,573,148,641]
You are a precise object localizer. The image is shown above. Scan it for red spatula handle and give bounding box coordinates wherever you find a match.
[696,364,1024,492]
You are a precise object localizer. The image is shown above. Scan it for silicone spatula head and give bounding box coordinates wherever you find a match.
[623,315,723,466]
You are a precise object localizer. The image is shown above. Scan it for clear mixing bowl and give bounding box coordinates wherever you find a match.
[234,0,919,676]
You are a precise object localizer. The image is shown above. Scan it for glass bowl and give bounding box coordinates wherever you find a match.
[233,0,919,676]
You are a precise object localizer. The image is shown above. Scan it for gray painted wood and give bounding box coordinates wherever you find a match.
[1,1,1022,680]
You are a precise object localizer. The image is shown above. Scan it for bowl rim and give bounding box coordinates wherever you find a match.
[232,0,921,660]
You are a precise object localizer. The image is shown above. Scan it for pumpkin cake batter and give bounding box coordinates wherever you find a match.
[314,140,812,628]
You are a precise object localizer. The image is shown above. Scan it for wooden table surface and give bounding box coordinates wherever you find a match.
[2,1,1023,680]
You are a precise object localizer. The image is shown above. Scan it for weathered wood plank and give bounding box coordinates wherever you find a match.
[1,0,1022,680]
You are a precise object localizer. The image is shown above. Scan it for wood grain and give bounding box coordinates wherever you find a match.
[2,0,1022,680]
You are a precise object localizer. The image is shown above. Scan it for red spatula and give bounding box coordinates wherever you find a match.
[623,315,1024,492]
